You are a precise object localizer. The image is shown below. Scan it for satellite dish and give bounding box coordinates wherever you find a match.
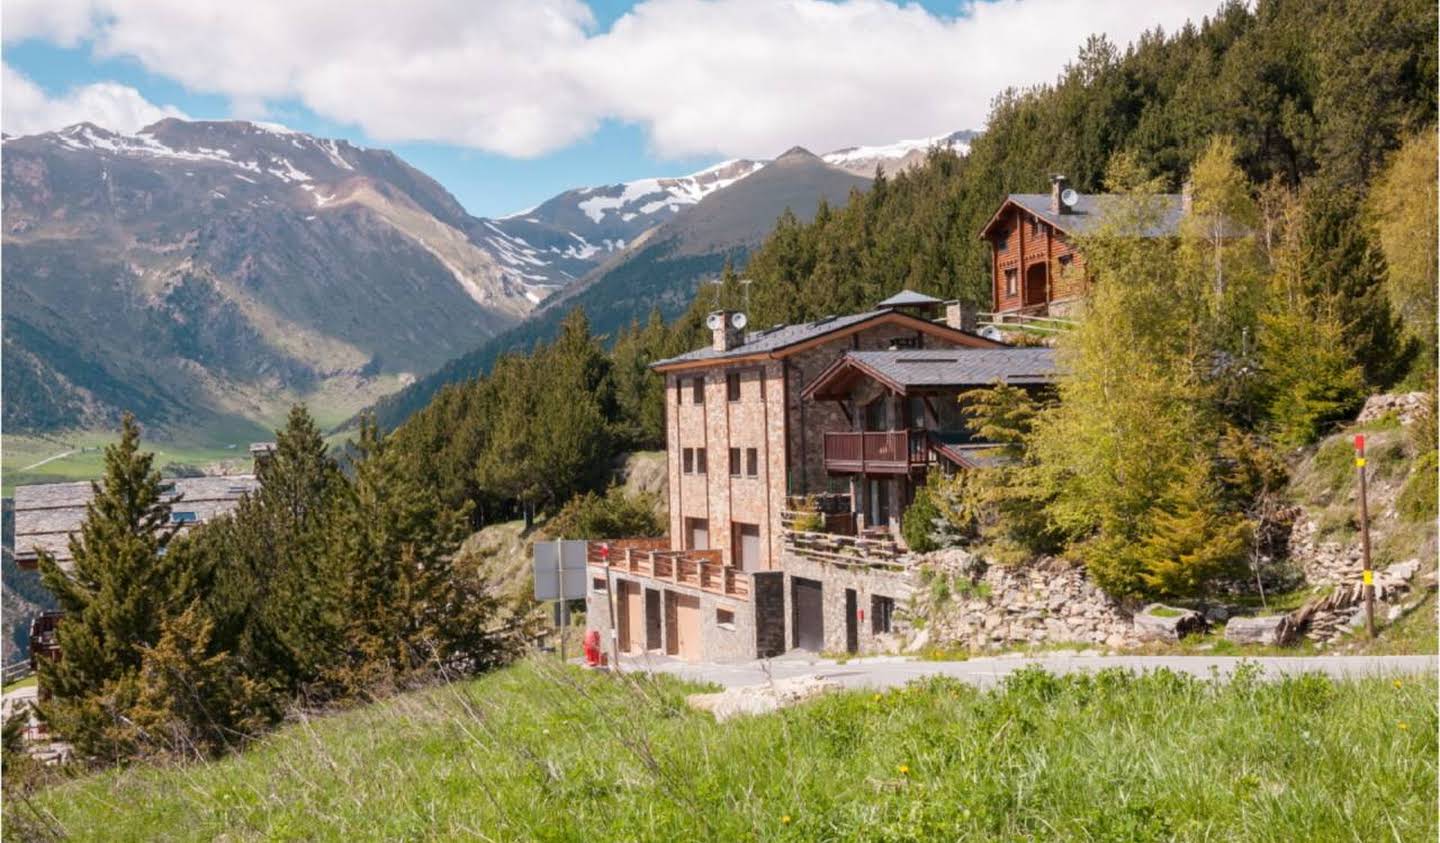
[706,313,723,330]
[1060,188,1080,209]
[980,325,1005,341]
[730,312,748,330]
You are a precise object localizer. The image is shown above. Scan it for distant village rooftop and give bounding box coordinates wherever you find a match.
[12,474,260,568]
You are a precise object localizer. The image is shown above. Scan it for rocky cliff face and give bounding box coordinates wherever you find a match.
[2,120,537,434]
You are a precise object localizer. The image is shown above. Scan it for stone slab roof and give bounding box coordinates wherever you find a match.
[1004,193,1185,238]
[840,348,1057,388]
[12,475,259,564]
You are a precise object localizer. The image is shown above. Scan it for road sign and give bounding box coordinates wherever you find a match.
[533,540,589,601]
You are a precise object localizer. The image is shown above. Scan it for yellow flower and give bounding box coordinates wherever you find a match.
[1393,679,1404,689]
[781,815,791,825]
[872,693,882,702]
[1398,721,1409,731]
[897,764,910,775]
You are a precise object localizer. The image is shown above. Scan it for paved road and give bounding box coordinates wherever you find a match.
[615,651,1437,690]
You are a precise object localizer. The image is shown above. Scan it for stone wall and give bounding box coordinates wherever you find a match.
[584,568,761,663]
[752,571,787,657]
[911,550,1139,651]
[779,551,918,654]
[1355,391,1430,426]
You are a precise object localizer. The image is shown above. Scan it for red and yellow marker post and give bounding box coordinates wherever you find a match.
[1355,434,1375,638]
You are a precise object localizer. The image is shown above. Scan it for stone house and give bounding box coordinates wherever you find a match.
[585,291,1057,661]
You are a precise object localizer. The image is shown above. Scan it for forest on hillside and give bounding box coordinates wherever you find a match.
[10,0,1437,771]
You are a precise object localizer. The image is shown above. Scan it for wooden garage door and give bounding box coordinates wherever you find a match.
[619,581,645,654]
[792,577,823,652]
[674,594,702,662]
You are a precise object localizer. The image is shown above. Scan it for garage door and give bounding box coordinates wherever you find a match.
[792,577,823,652]
[617,580,645,654]
[672,593,702,662]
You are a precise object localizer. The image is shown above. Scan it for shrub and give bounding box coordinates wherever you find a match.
[902,485,942,553]
[1397,451,1439,523]
[544,485,665,540]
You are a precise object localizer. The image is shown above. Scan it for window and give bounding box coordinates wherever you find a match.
[997,236,1008,252]
[170,511,198,524]
[695,447,707,474]
[745,448,759,477]
[872,595,895,634]
[1004,268,1018,296]
[716,608,735,627]
[1031,218,1044,237]
[729,447,742,477]
[726,372,742,401]
[683,448,694,474]
[592,577,608,592]
[691,377,705,404]
[1058,254,1074,268]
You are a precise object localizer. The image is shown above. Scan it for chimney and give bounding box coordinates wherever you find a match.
[1050,174,1069,214]
[710,310,744,352]
[944,300,977,333]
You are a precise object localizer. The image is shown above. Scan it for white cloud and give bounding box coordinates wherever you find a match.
[1,0,1219,157]
[2,63,187,136]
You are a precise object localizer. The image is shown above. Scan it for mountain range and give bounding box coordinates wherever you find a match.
[2,120,970,438]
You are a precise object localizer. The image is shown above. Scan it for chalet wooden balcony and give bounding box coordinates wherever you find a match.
[588,539,751,601]
[822,429,930,474]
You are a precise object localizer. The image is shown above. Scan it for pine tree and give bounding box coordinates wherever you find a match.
[1135,466,1253,599]
[36,414,185,759]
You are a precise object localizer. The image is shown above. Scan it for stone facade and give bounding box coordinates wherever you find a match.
[585,568,774,663]
[778,551,917,654]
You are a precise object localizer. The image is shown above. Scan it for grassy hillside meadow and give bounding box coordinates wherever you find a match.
[10,659,1436,841]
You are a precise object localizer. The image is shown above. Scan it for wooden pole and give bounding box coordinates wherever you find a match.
[1355,435,1375,638]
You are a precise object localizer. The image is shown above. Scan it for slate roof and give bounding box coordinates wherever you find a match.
[840,348,1057,388]
[1003,193,1186,238]
[652,309,887,368]
[12,475,260,565]
[876,289,944,308]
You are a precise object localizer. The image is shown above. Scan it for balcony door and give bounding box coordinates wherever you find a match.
[868,478,892,528]
[863,397,889,432]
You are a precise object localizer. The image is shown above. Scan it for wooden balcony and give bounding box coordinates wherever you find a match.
[822,430,930,474]
[590,540,751,601]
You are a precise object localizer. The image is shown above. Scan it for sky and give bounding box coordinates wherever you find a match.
[2,0,1221,218]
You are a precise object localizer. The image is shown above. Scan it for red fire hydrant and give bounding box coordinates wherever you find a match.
[583,629,603,667]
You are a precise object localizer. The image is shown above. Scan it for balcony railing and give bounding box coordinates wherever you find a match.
[779,510,910,572]
[822,429,930,474]
[589,540,751,601]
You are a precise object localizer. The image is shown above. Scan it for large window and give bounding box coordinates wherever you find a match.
[729,447,742,477]
[871,595,895,634]
[726,372,742,401]
[695,447,707,474]
[682,448,694,474]
[692,377,705,404]
[745,447,759,477]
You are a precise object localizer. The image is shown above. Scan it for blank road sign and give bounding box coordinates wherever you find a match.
[533,540,590,601]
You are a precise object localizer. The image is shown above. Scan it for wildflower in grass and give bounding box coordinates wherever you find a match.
[1393,679,1404,689]
[897,764,910,775]
[872,693,882,702]
[781,815,791,825]
[1398,721,1409,730]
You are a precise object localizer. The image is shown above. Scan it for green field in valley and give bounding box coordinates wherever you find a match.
[9,659,1435,841]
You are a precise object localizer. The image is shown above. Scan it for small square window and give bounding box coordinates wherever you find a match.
[745,448,759,477]
[729,447,742,477]
[695,448,707,474]
[716,608,735,627]
[692,377,705,404]
[592,577,608,592]
[997,236,1008,252]
[727,372,742,401]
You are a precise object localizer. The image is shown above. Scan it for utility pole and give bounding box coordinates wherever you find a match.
[1355,434,1375,638]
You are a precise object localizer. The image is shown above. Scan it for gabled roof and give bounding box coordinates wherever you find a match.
[979,193,1186,240]
[803,348,1057,400]
[651,307,1003,372]
[876,289,943,308]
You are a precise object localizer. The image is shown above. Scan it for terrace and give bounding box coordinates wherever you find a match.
[586,538,752,601]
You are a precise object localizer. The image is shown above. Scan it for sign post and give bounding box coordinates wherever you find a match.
[533,540,590,660]
[599,543,622,671]
[1355,435,1375,638]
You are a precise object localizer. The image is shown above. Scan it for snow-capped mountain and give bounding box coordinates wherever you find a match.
[821,130,977,177]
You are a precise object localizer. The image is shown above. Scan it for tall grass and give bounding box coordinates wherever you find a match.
[12,659,1436,841]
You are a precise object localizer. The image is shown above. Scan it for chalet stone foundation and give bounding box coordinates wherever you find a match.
[585,568,786,663]
[777,552,917,655]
